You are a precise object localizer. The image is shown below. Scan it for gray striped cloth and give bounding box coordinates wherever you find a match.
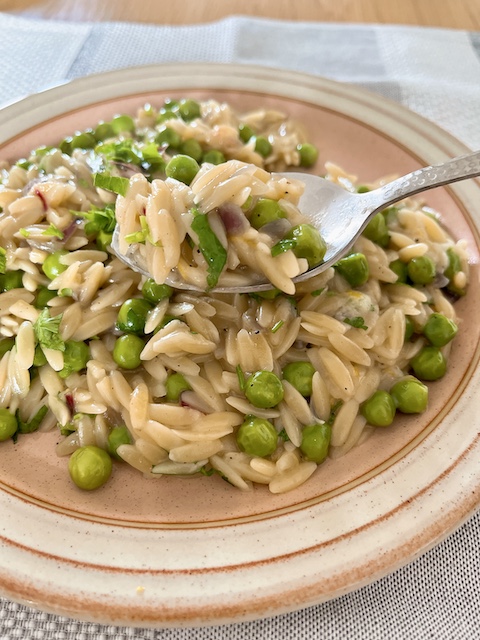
[0,12,479,640]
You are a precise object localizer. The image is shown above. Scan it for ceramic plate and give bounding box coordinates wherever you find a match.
[0,63,479,628]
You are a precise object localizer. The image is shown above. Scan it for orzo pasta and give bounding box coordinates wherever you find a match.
[0,97,468,493]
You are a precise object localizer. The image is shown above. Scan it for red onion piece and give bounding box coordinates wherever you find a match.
[218,203,250,236]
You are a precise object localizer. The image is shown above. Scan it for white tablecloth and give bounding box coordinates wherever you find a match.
[0,12,479,639]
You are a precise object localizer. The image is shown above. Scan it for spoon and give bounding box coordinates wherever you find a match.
[112,149,480,293]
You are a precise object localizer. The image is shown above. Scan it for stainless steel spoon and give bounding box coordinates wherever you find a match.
[112,149,480,293]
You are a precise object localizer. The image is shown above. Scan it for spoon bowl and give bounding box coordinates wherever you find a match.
[112,149,480,293]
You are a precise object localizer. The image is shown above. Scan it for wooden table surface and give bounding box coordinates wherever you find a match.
[1,0,479,30]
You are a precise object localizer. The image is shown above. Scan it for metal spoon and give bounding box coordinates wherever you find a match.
[112,149,480,293]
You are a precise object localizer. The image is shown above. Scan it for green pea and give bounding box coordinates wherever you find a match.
[238,123,255,143]
[423,313,458,347]
[58,340,90,379]
[177,99,201,121]
[0,270,24,291]
[356,185,370,194]
[16,159,32,170]
[404,316,415,342]
[165,372,191,403]
[254,136,272,158]
[93,121,115,141]
[283,224,327,268]
[444,247,462,281]
[407,255,436,285]
[179,139,203,162]
[107,426,132,460]
[165,154,200,185]
[282,361,316,397]
[42,250,69,280]
[0,408,18,442]
[141,278,173,304]
[390,376,428,414]
[59,137,73,154]
[33,145,53,158]
[300,422,331,463]
[244,370,284,408]
[116,298,153,334]
[381,206,399,225]
[202,149,226,165]
[410,346,447,381]
[0,337,15,359]
[34,285,56,309]
[362,212,389,247]
[334,253,369,287]
[68,445,112,491]
[113,334,144,369]
[156,109,180,124]
[110,114,136,134]
[163,98,179,110]
[70,130,96,150]
[155,127,182,148]
[236,415,278,457]
[361,390,396,427]
[296,143,319,168]
[249,198,287,229]
[389,259,408,284]
[444,248,466,296]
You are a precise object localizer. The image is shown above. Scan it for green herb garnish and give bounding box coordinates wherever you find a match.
[42,223,64,239]
[17,405,48,434]
[343,316,368,330]
[124,216,157,245]
[236,364,246,391]
[96,139,142,165]
[34,308,65,352]
[79,203,116,237]
[190,209,227,289]
[93,173,130,197]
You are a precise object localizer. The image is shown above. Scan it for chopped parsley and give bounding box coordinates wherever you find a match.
[79,203,116,237]
[95,139,165,178]
[34,308,65,352]
[96,139,143,165]
[42,223,64,239]
[343,316,368,330]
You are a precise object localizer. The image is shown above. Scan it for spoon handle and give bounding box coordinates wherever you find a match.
[364,149,480,212]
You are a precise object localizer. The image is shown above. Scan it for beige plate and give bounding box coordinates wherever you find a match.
[0,63,479,628]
